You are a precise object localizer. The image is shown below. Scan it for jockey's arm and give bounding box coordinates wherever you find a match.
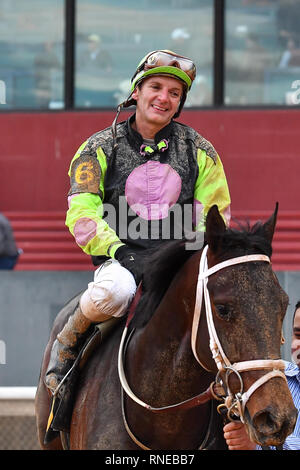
[65,142,125,259]
[193,149,231,231]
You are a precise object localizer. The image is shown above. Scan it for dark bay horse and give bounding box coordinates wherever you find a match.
[35,205,297,450]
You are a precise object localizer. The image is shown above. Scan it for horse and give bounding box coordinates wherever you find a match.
[35,204,297,450]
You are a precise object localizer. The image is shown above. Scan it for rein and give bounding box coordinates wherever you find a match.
[118,245,287,447]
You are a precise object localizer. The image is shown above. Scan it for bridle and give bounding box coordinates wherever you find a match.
[118,245,286,448]
[191,244,286,422]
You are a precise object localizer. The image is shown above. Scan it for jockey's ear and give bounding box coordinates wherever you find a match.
[205,205,226,253]
[263,202,278,245]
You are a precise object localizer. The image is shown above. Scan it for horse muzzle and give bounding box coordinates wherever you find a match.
[215,360,297,447]
[247,404,297,447]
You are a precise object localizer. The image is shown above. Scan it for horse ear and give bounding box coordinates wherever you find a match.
[205,205,226,253]
[263,202,278,244]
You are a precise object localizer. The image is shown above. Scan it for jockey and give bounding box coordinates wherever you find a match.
[45,50,231,393]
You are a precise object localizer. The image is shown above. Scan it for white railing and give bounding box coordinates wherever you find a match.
[0,387,36,400]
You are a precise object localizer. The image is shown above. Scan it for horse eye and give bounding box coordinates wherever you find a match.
[215,304,230,319]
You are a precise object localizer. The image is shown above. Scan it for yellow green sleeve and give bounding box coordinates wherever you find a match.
[194,149,231,231]
[65,144,125,258]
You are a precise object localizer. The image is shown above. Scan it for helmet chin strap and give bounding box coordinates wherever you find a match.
[111,103,123,152]
[173,91,186,118]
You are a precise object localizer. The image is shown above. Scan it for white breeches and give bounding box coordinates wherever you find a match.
[79,259,137,322]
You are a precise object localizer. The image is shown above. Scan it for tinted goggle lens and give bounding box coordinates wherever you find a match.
[144,51,196,81]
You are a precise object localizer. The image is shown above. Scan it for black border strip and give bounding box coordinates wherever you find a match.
[64,0,75,109]
[213,0,225,106]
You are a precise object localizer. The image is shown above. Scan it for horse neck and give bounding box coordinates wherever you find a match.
[145,250,201,342]
[129,251,208,388]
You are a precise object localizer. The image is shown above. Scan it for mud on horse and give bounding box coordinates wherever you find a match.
[35,204,297,450]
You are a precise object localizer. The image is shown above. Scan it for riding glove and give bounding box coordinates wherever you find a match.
[114,246,143,285]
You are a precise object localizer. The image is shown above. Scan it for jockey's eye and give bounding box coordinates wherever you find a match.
[214,304,230,320]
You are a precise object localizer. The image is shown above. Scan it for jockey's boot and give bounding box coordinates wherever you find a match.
[44,306,93,393]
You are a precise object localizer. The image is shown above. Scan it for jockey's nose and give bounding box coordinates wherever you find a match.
[157,87,169,102]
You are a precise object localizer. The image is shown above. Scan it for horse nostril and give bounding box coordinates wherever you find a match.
[252,409,280,436]
[250,405,297,447]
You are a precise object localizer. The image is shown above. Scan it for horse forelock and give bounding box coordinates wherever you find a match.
[217,220,273,260]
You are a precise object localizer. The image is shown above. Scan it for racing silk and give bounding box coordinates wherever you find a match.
[66,115,231,263]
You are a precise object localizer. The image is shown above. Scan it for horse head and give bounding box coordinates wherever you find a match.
[195,203,297,447]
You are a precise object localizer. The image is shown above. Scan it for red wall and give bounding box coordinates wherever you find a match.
[0,108,299,212]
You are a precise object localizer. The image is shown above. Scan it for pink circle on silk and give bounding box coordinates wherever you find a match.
[125,161,182,220]
[74,217,97,246]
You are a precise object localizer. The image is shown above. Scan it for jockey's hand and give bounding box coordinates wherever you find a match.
[115,246,143,285]
[223,421,256,450]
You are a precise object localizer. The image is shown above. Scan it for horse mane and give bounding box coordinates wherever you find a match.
[131,239,195,329]
[131,219,272,329]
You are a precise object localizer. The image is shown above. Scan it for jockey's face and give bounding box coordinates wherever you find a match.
[132,75,183,137]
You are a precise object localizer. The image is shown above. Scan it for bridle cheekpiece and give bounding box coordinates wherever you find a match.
[191,244,286,422]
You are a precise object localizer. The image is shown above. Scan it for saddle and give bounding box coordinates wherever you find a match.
[44,316,120,445]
